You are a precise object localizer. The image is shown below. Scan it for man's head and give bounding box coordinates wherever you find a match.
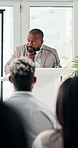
[9,57,36,91]
[27,29,44,51]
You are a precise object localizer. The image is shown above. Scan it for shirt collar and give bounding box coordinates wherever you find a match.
[11,91,33,96]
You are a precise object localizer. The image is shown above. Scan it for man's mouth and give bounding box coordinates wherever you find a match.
[27,46,36,54]
[27,46,41,54]
[27,46,35,51]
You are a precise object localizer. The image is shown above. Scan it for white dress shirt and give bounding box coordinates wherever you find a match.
[6,91,56,140]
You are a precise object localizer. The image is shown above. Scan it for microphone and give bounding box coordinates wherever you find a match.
[27,46,40,55]
[27,46,61,67]
[42,48,61,68]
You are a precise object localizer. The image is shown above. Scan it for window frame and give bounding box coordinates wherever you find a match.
[0,2,20,101]
[0,1,21,50]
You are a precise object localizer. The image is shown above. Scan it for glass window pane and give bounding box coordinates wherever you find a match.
[0,7,13,101]
[3,7,13,74]
[30,7,72,67]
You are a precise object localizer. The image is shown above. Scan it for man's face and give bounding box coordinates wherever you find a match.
[27,33,44,51]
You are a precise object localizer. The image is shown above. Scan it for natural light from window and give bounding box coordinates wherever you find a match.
[30,7,72,67]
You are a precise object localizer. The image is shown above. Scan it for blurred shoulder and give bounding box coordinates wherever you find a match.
[32,129,63,148]
[43,44,57,52]
[16,44,27,50]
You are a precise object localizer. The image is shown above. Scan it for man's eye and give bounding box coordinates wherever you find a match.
[32,41,36,43]
[27,39,30,42]
[34,41,37,43]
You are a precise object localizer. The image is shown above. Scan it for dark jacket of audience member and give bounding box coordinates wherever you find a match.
[0,101,28,148]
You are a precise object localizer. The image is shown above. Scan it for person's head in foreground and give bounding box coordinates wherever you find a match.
[56,76,78,148]
[0,101,28,148]
[9,57,36,91]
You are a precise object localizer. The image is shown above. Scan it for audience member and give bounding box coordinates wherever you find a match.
[6,57,56,147]
[4,28,61,74]
[32,77,78,148]
[0,101,28,148]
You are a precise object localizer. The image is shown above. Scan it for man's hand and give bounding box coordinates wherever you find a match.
[27,54,36,62]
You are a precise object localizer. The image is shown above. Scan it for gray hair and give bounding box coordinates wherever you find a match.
[10,57,35,75]
[9,57,35,91]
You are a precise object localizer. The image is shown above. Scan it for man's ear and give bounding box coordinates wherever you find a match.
[9,76,13,83]
[41,40,44,45]
[33,76,37,84]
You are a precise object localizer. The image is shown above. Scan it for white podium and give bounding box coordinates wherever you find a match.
[32,68,77,111]
[0,68,76,112]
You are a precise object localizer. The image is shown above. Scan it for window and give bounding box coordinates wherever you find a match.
[0,2,20,101]
[0,7,13,101]
[3,7,13,74]
[30,6,72,67]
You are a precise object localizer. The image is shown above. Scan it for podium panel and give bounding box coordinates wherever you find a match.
[33,68,77,111]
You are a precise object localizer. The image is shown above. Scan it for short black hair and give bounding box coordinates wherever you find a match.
[10,57,35,91]
[29,28,44,40]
